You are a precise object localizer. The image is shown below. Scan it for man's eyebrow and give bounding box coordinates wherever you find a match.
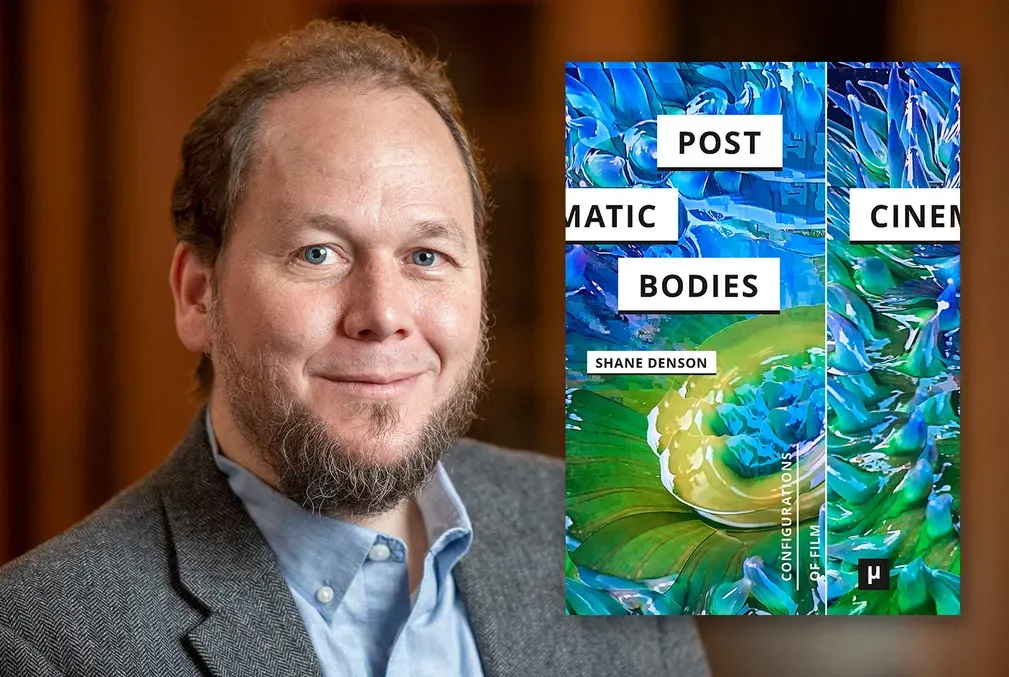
[414,219,470,250]
[284,212,470,251]
[300,212,349,234]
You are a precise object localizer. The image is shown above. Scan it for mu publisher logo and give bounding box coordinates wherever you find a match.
[857,558,891,591]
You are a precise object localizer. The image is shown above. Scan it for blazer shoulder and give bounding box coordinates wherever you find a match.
[0,473,167,619]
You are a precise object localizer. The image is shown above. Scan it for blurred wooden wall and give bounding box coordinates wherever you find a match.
[0,0,333,562]
[0,0,11,566]
[894,1,1008,675]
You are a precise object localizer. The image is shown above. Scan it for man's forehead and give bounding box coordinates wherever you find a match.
[255,84,457,160]
[244,84,472,205]
[229,83,478,248]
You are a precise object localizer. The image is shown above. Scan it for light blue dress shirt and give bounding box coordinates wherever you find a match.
[206,410,485,676]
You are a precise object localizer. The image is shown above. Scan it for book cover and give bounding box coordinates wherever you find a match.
[564,61,960,616]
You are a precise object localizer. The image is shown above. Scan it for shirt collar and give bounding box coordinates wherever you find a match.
[205,408,473,619]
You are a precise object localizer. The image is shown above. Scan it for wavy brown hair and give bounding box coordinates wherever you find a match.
[171,19,491,398]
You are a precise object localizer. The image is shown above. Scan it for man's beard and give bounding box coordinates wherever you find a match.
[207,304,489,518]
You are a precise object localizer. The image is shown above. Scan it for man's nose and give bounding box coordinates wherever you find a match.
[340,259,416,340]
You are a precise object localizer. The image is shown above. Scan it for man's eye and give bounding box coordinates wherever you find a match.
[302,245,336,266]
[411,249,440,267]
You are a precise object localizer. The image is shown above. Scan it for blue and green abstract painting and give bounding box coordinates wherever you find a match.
[564,61,960,616]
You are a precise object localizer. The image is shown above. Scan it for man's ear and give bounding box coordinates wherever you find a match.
[169,242,214,354]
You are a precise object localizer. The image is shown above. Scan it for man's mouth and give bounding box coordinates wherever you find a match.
[316,372,425,398]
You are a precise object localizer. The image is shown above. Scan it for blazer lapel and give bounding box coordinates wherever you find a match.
[155,410,322,677]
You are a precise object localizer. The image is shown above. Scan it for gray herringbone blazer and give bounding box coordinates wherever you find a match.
[0,411,710,676]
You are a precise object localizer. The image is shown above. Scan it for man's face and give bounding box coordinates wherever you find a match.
[206,84,487,514]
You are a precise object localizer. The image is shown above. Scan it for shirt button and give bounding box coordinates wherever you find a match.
[316,586,334,604]
[368,543,391,561]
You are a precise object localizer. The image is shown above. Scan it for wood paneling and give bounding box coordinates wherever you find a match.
[103,0,330,489]
[0,0,10,565]
[22,0,93,544]
[894,3,1008,675]
[0,0,329,562]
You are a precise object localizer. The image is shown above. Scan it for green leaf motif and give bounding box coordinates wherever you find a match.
[571,512,712,580]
